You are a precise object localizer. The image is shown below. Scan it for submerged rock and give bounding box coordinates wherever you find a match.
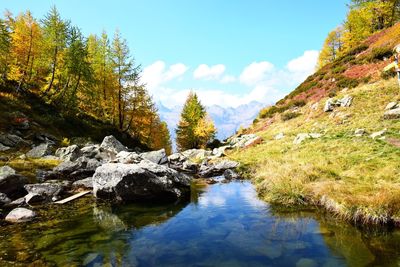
[93,161,191,202]
[223,169,240,180]
[5,207,36,223]
[199,160,239,177]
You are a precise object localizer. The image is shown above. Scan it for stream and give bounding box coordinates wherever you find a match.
[1,178,400,266]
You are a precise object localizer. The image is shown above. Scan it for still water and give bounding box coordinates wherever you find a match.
[1,179,400,266]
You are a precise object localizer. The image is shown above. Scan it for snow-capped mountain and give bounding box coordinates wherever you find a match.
[157,101,266,144]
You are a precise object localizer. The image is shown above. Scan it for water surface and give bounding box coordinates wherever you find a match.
[1,180,400,266]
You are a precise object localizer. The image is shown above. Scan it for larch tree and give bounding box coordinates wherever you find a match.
[8,11,43,91]
[110,29,140,130]
[41,6,69,97]
[176,92,216,151]
[0,18,11,82]
[317,27,344,69]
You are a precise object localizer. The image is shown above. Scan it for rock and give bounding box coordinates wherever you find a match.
[0,166,28,199]
[115,151,141,164]
[93,162,191,202]
[339,95,353,107]
[199,160,240,177]
[293,133,322,145]
[26,143,53,158]
[0,143,10,151]
[324,98,335,112]
[211,146,230,158]
[25,193,46,205]
[4,197,26,208]
[182,149,212,160]
[228,134,262,149]
[34,133,58,144]
[383,108,400,120]
[100,135,128,154]
[55,145,81,161]
[44,156,99,181]
[354,129,366,137]
[310,102,319,110]
[385,102,399,110]
[224,169,240,180]
[140,149,168,165]
[370,129,387,139]
[0,133,27,147]
[24,183,64,202]
[0,192,11,207]
[72,177,93,189]
[275,133,285,140]
[5,208,36,223]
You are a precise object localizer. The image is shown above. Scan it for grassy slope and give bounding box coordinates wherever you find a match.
[230,25,400,225]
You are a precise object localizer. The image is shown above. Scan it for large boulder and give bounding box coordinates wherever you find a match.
[140,149,168,165]
[24,183,65,203]
[100,135,128,154]
[5,208,36,223]
[26,143,53,158]
[80,144,111,162]
[93,161,192,202]
[199,160,239,177]
[55,145,81,161]
[0,166,28,199]
[45,156,101,181]
[324,95,353,112]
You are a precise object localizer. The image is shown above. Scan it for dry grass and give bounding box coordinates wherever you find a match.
[230,78,400,225]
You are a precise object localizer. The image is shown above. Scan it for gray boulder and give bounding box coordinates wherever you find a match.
[354,129,366,137]
[383,108,400,120]
[370,129,387,139]
[339,95,353,107]
[199,160,239,177]
[100,135,128,154]
[55,145,81,161]
[5,208,36,223]
[0,166,28,198]
[0,134,27,147]
[275,133,285,140]
[228,134,261,148]
[115,151,141,164]
[140,149,168,165]
[45,156,100,181]
[26,143,53,158]
[72,177,93,189]
[24,183,64,202]
[93,161,192,202]
[324,98,335,112]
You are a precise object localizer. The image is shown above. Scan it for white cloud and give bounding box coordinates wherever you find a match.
[220,75,236,84]
[286,50,319,74]
[239,61,274,86]
[141,61,188,90]
[193,64,226,80]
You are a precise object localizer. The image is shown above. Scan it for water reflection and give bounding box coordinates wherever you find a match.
[0,180,400,266]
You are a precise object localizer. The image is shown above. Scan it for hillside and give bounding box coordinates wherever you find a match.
[230,23,400,225]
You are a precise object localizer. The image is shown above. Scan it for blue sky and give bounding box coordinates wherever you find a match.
[2,0,349,108]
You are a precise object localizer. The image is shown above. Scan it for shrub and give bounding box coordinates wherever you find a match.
[347,44,369,56]
[331,65,347,74]
[381,69,397,80]
[281,112,300,121]
[367,46,393,62]
[336,76,360,89]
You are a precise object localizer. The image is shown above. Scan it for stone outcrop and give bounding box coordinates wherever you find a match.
[26,143,53,158]
[199,160,240,177]
[324,95,353,112]
[100,135,128,154]
[55,145,81,161]
[140,149,168,165]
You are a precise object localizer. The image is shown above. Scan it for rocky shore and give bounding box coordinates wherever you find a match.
[0,132,262,223]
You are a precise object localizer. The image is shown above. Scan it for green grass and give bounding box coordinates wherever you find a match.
[230,78,400,225]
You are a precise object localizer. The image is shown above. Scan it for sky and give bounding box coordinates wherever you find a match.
[1,0,350,108]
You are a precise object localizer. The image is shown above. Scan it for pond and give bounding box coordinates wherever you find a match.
[1,179,400,266]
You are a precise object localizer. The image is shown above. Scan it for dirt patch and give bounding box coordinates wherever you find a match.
[387,138,400,148]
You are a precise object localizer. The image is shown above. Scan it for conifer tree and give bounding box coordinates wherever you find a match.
[176,92,216,151]
[0,18,11,82]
